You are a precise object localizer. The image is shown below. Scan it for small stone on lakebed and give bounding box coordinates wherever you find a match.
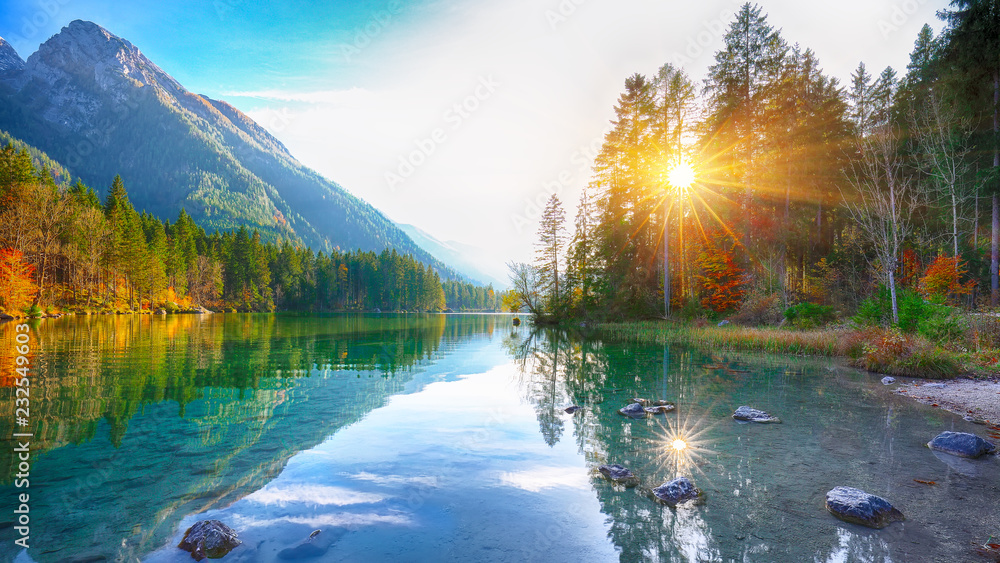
[927,431,996,459]
[881,376,895,385]
[825,486,904,529]
[732,406,781,424]
[598,464,639,487]
[178,520,241,560]
[651,477,701,507]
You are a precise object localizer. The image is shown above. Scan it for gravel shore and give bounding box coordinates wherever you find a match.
[892,377,1000,425]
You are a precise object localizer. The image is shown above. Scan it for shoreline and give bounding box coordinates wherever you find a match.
[891,376,1000,426]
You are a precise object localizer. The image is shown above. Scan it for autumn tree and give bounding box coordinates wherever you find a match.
[0,249,38,313]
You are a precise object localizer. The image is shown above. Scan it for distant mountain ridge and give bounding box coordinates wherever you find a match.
[396,223,507,288]
[0,20,463,279]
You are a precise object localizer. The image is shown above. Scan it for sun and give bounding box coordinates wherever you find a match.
[667,160,696,190]
[671,438,688,451]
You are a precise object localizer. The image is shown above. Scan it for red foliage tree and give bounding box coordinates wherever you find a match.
[697,241,747,313]
[918,255,975,304]
[0,248,38,313]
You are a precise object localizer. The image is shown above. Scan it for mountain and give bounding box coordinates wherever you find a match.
[0,20,460,278]
[397,223,508,288]
[0,37,24,73]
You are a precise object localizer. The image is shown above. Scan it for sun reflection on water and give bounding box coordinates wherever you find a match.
[646,407,719,481]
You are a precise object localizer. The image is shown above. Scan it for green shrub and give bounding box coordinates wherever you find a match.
[783,302,835,328]
[916,304,967,345]
[25,304,42,318]
[854,286,938,333]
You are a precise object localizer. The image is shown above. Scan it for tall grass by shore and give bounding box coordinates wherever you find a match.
[592,321,969,379]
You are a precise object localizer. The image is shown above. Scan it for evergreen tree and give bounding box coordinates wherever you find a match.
[536,194,566,315]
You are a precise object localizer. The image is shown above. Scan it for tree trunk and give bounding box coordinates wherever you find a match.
[663,199,670,317]
[992,195,998,306]
[952,190,959,257]
[889,269,899,325]
[993,71,1000,306]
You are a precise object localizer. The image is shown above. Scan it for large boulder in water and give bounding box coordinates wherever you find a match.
[618,402,647,419]
[598,464,639,487]
[178,520,241,560]
[926,431,996,459]
[732,406,781,424]
[651,477,701,507]
[825,487,904,529]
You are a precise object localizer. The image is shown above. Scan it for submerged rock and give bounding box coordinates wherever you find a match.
[644,404,676,415]
[598,464,639,487]
[825,486,904,529]
[618,402,648,419]
[651,477,701,507]
[564,405,583,414]
[732,406,781,424]
[926,431,996,459]
[277,528,346,560]
[178,520,241,560]
[881,376,895,385]
[631,398,651,406]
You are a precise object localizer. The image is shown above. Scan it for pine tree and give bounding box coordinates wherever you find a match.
[939,0,1000,305]
[535,194,566,316]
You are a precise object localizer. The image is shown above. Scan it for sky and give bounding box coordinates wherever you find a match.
[0,0,951,282]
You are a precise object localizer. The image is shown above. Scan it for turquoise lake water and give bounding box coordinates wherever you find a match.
[0,314,997,562]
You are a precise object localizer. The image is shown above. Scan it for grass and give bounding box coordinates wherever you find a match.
[592,320,968,379]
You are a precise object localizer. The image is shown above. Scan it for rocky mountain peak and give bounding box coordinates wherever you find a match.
[25,19,175,92]
[0,37,25,73]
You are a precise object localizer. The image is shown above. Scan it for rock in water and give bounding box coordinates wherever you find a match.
[618,402,648,419]
[564,405,583,414]
[825,487,904,529]
[178,520,241,560]
[651,477,701,507]
[926,431,996,459]
[598,464,639,487]
[644,404,675,415]
[277,528,346,560]
[881,376,895,385]
[631,398,651,406]
[732,406,781,424]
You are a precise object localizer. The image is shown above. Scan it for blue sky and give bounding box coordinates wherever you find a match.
[0,0,952,278]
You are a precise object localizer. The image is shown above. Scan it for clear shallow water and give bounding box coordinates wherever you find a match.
[0,315,997,562]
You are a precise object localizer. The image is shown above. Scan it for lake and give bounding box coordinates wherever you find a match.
[1,314,998,562]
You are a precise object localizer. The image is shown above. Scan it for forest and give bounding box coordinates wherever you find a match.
[0,140,500,314]
[513,2,1000,334]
